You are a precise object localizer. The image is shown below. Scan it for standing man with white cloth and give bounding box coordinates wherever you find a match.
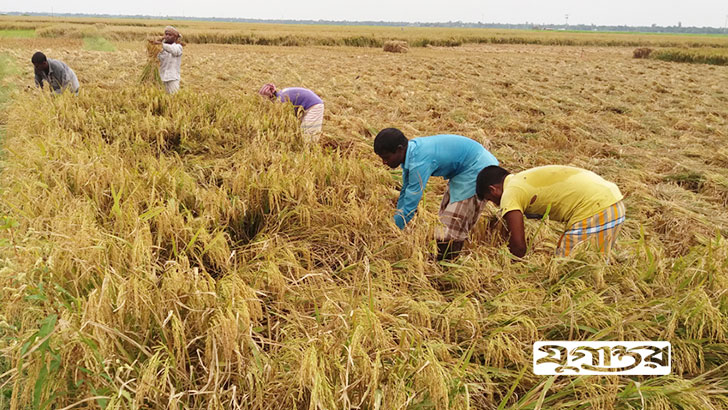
[153,26,183,94]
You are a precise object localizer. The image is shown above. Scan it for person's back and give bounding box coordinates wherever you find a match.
[271,86,325,139]
[477,164,625,258]
[278,87,323,111]
[405,134,497,203]
[375,128,498,260]
[500,165,623,227]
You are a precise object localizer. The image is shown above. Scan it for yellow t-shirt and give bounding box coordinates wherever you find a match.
[500,166,623,227]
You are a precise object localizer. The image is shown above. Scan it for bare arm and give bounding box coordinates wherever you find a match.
[503,210,527,257]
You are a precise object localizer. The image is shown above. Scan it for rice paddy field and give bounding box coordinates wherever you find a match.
[0,17,728,410]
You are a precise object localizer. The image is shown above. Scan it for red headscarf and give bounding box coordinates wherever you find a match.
[258,83,276,98]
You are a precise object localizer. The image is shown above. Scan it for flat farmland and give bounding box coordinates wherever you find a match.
[1,20,727,409]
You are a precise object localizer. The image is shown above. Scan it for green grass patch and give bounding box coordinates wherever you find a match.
[0,53,19,160]
[0,29,35,38]
[83,35,116,52]
[0,53,19,105]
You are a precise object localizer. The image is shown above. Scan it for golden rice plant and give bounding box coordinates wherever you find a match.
[650,47,728,66]
[140,40,162,85]
[8,15,728,49]
[1,83,727,410]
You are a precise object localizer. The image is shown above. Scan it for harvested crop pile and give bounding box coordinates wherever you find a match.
[633,47,653,58]
[383,40,409,53]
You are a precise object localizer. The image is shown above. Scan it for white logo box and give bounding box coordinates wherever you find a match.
[533,341,671,375]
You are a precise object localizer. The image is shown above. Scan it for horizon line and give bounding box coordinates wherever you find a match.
[2,11,727,30]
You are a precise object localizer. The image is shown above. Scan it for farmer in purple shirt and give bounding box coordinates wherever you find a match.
[374,128,499,260]
[259,83,324,142]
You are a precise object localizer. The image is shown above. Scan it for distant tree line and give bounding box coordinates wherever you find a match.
[3,11,727,34]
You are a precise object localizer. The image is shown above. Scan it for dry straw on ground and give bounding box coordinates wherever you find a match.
[383,40,409,53]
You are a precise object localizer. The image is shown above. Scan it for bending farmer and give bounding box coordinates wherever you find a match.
[476,165,625,258]
[32,52,79,95]
[258,83,324,141]
[374,128,498,260]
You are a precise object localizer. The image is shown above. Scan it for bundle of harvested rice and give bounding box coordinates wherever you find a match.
[383,40,409,53]
[140,40,162,85]
[633,47,653,59]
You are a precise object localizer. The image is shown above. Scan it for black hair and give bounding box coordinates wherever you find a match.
[476,166,510,200]
[373,128,408,155]
[31,52,47,64]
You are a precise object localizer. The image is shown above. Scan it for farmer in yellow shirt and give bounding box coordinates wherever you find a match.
[475,165,625,258]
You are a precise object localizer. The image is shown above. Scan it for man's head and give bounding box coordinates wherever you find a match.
[31,51,48,72]
[476,165,510,205]
[163,26,181,44]
[258,83,277,99]
[374,128,408,168]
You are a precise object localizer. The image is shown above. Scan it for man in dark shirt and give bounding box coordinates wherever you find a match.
[32,52,79,95]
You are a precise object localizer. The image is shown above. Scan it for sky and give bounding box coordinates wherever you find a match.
[2,0,727,27]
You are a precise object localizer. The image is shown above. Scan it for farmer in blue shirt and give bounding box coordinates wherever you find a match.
[374,128,499,260]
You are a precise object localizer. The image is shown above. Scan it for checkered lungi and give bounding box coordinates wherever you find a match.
[301,103,324,140]
[435,186,487,242]
[556,200,626,257]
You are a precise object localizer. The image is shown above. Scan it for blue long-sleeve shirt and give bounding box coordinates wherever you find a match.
[394,134,498,229]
